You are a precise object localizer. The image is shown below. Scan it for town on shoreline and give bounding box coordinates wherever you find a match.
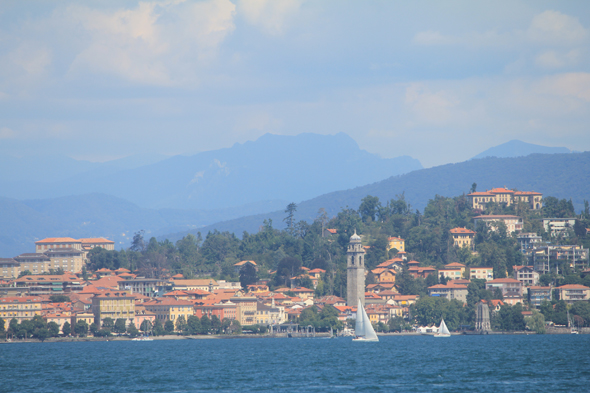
[1,186,590,341]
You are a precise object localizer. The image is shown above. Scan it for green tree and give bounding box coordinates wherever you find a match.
[525,310,546,334]
[18,270,32,278]
[153,320,165,336]
[187,315,201,335]
[140,320,152,333]
[76,320,89,337]
[175,315,188,333]
[359,195,381,223]
[114,319,127,334]
[240,263,258,290]
[62,321,71,336]
[200,315,211,334]
[284,202,298,235]
[229,319,242,334]
[164,320,175,334]
[47,321,60,337]
[0,317,4,334]
[102,317,115,330]
[127,323,140,337]
[210,315,221,334]
[33,327,50,342]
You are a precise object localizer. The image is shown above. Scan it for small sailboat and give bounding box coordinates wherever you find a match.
[352,299,379,342]
[434,318,451,338]
[568,309,579,334]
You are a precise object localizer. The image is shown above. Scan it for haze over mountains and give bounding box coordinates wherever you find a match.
[1,136,586,257]
[471,140,572,160]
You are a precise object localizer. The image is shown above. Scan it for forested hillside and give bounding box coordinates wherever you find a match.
[170,151,590,239]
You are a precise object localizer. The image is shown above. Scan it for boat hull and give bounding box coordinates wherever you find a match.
[434,334,451,338]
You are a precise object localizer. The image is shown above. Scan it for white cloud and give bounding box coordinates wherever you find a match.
[535,72,590,102]
[412,30,455,46]
[67,0,236,85]
[0,127,16,139]
[405,84,459,125]
[527,10,588,46]
[8,43,52,76]
[535,49,580,69]
[237,0,302,35]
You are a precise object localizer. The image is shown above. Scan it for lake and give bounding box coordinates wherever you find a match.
[1,335,589,392]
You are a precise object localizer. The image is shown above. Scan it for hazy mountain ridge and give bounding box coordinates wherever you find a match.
[0,133,422,210]
[162,151,590,241]
[472,140,571,160]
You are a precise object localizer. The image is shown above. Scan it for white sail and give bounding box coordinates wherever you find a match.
[355,299,365,336]
[439,319,450,335]
[362,303,378,341]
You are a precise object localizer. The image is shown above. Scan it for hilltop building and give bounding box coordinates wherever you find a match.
[473,215,523,235]
[450,227,476,250]
[386,237,405,253]
[347,231,366,307]
[467,187,542,210]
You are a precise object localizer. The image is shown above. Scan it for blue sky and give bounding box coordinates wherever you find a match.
[1,0,589,167]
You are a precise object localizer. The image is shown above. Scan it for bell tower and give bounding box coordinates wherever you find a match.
[347,230,366,307]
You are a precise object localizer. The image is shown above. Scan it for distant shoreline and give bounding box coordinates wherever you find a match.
[3,330,584,344]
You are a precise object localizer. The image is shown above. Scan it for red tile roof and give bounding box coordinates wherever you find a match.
[450,227,476,234]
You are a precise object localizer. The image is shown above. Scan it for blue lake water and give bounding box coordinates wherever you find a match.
[1,335,589,392]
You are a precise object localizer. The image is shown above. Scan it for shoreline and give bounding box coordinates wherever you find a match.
[1,330,582,344]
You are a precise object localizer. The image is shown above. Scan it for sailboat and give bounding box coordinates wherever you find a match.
[352,299,379,342]
[434,318,451,338]
[568,309,579,334]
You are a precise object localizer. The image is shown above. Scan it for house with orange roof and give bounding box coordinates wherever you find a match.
[428,283,469,304]
[387,237,405,253]
[163,290,190,300]
[95,268,114,277]
[486,299,505,312]
[528,286,552,308]
[364,291,385,305]
[143,297,194,327]
[408,265,436,279]
[0,296,43,322]
[247,284,269,293]
[513,265,539,286]
[290,286,315,300]
[389,294,419,307]
[469,266,494,281]
[468,187,542,210]
[234,260,257,274]
[333,305,354,321]
[119,277,173,297]
[376,290,399,302]
[194,299,238,321]
[365,303,389,324]
[92,290,135,326]
[323,228,338,237]
[93,275,124,289]
[71,310,95,329]
[473,215,523,234]
[439,262,466,280]
[366,283,397,293]
[14,273,84,295]
[229,295,258,326]
[172,279,217,293]
[371,267,396,283]
[450,227,476,250]
[485,278,523,304]
[376,258,404,271]
[314,295,346,307]
[555,284,590,304]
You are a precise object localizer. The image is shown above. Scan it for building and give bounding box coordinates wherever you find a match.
[408,265,436,279]
[13,253,51,275]
[555,284,590,304]
[92,290,136,326]
[35,237,114,263]
[0,258,20,279]
[542,218,577,237]
[528,286,552,308]
[194,301,238,321]
[233,260,257,274]
[468,266,494,281]
[428,283,468,304]
[172,279,218,293]
[0,296,43,322]
[450,228,476,250]
[143,297,193,325]
[14,273,84,295]
[44,248,85,273]
[255,301,285,325]
[516,233,543,254]
[532,245,589,274]
[119,278,172,297]
[387,237,405,253]
[473,215,523,234]
[230,296,258,326]
[370,268,396,283]
[485,278,523,304]
[347,231,366,307]
[467,187,542,210]
[512,265,539,287]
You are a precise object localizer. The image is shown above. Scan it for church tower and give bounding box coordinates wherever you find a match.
[347,230,366,307]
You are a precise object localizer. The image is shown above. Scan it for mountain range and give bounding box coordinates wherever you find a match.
[0,136,585,257]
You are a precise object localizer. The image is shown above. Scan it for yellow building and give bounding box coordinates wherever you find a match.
[370,268,396,283]
[469,266,494,281]
[92,291,136,326]
[450,228,476,250]
[230,296,258,326]
[468,187,542,210]
[387,237,405,253]
[45,248,85,273]
[172,279,218,292]
[0,258,20,279]
[0,296,43,322]
[143,297,194,324]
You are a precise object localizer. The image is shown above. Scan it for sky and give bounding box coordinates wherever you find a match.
[1,0,589,168]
